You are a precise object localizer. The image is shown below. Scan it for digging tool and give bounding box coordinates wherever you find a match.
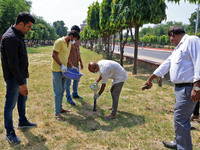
[141,83,152,90]
[90,84,100,111]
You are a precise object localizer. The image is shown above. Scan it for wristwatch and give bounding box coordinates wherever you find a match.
[193,86,200,92]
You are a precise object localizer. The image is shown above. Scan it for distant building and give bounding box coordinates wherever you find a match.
[80,20,87,31]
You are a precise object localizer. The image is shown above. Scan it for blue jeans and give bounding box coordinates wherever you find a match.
[4,78,27,133]
[52,72,67,115]
[174,85,197,150]
[65,68,79,100]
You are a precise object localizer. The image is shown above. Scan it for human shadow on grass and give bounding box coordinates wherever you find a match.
[62,99,145,132]
[11,129,49,150]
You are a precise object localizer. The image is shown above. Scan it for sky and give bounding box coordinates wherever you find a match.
[30,0,198,30]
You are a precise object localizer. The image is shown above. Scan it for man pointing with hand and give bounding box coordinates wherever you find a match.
[144,26,200,150]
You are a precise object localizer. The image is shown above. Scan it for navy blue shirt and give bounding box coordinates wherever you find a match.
[0,26,28,85]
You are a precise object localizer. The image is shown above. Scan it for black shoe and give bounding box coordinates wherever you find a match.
[162,141,177,149]
[72,94,83,99]
[6,130,21,145]
[67,97,76,105]
[18,120,37,129]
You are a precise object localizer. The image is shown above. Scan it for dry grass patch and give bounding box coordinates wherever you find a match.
[0,46,199,149]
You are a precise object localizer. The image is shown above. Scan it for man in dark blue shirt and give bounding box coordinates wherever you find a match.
[1,12,37,145]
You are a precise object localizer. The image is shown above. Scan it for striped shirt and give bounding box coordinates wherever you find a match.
[68,41,80,67]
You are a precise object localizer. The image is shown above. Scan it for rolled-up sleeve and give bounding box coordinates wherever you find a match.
[153,55,171,78]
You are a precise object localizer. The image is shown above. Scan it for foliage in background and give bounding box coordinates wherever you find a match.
[0,46,200,149]
[94,42,103,54]
[0,0,66,40]
[25,15,59,40]
[0,0,31,36]
[99,0,114,59]
[86,1,101,49]
[111,0,130,66]
[53,20,68,37]
[81,0,200,75]
[83,0,167,74]
[167,0,200,3]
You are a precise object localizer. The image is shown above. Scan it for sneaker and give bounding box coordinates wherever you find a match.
[67,97,76,105]
[6,130,21,145]
[18,120,37,129]
[72,94,83,99]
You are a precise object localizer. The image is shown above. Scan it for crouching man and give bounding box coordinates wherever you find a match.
[88,60,128,120]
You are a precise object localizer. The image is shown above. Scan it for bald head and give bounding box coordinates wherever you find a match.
[88,62,99,73]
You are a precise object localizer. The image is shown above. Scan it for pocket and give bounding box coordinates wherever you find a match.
[185,86,192,99]
[174,51,182,64]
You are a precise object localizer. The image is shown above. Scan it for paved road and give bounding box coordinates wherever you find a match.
[114,45,172,63]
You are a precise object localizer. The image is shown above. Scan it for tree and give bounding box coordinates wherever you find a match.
[124,0,167,74]
[140,21,185,37]
[167,0,200,3]
[99,0,114,59]
[53,20,68,37]
[87,2,101,49]
[87,2,100,31]
[111,0,131,66]
[0,0,31,37]
[29,15,59,41]
[81,26,89,47]
[188,11,200,34]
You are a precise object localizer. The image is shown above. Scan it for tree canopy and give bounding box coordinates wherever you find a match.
[0,0,31,36]
[53,20,68,37]
[167,0,200,4]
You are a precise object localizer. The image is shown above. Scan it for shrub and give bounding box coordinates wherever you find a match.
[94,43,103,54]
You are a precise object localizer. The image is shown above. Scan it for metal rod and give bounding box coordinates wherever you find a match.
[195,4,199,36]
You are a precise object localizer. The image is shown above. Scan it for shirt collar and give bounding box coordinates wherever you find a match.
[62,37,66,43]
[175,34,188,50]
[11,25,24,38]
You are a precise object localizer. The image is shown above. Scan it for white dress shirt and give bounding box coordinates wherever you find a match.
[98,60,128,84]
[153,34,200,83]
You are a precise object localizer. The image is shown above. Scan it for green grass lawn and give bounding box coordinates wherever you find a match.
[0,46,200,150]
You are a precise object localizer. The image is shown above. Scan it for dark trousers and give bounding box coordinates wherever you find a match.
[174,85,197,150]
[4,78,27,133]
[110,82,124,115]
[193,101,199,116]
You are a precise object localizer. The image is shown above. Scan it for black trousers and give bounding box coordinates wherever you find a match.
[193,101,199,116]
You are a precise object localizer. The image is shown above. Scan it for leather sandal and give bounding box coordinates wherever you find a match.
[54,115,65,121]
[60,109,71,113]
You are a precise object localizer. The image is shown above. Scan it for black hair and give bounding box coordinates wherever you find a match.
[71,25,80,33]
[68,30,80,40]
[168,26,185,36]
[71,25,81,33]
[15,12,35,25]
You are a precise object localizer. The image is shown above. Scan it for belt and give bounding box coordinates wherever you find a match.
[175,83,193,87]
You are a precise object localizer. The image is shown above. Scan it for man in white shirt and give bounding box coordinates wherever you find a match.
[88,60,128,120]
[144,26,200,150]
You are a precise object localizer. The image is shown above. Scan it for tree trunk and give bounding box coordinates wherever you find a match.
[119,27,123,66]
[133,23,139,74]
[122,28,129,52]
[107,36,110,59]
[110,34,116,59]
